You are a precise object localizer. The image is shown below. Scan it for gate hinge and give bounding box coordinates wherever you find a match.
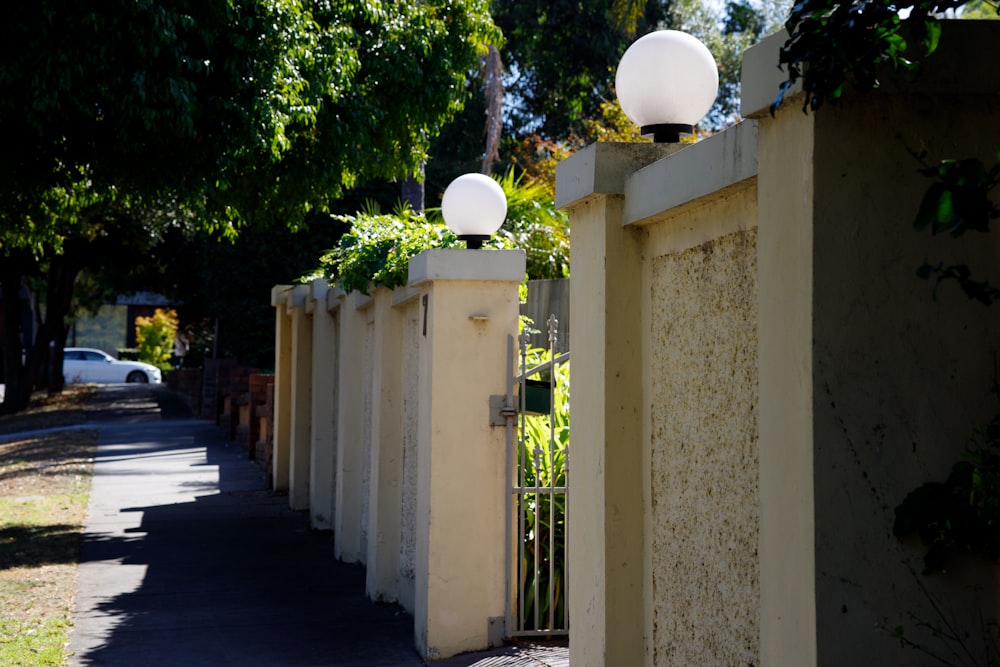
[489,394,517,426]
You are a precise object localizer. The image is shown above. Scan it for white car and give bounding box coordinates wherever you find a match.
[63,347,163,384]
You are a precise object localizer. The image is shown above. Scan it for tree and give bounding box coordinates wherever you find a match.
[491,0,783,195]
[0,0,499,413]
[671,0,790,129]
[492,0,669,140]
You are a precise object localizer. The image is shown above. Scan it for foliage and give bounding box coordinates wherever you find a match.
[135,308,179,371]
[960,0,1000,18]
[504,0,782,194]
[672,0,790,129]
[495,170,571,280]
[907,145,1000,584]
[510,98,645,197]
[774,0,963,113]
[915,150,1000,239]
[0,0,499,410]
[315,205,464,294]
[894,412,1000,574]
[517,339,570,631]
[912,149,1000,304]
[0,0,500,237]
[314,173,570,292]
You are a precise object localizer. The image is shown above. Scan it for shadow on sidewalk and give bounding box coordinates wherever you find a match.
[71,399,423,667]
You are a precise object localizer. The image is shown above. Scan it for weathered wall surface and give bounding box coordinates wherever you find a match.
[398,295,420,613]
[809,91,1000,666]
[646,192,759,666]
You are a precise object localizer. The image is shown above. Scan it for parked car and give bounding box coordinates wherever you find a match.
[63,348,162,384]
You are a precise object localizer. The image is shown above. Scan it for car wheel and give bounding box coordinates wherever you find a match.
[126,371,149,384]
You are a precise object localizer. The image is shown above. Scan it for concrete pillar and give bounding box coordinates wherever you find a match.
[334,290,369,563]
[409,248,525,661]
[366,287,408,602]
[308,279,340,530]
[286,284,313,511]
[270,285,294,492]
[555,143,677,667]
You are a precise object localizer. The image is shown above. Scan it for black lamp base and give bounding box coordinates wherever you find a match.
[640,123,694,143]
[458,234,490,250]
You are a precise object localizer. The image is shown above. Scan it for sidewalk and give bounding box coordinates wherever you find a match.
[68,386,569,667]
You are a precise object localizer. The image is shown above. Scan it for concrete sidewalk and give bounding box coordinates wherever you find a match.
[67,386,568,667]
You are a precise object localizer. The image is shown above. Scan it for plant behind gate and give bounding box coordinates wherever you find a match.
[518,343,569,631]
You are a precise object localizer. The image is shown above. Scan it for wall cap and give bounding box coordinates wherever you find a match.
[392,284,421,308]
[624,120,758,226]
[271,284,294,307]
[285,284,309,311]
[408,249,526,288]
[555,142,681,210]
[325,286,346,313]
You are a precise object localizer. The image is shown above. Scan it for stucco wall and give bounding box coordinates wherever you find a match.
[359,314,374,565]
[398,295,420,613]
[646,197,759,666]
[809,91,1000,666]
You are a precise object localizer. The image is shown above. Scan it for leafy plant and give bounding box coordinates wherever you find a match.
[894,411,1000,574]
[134,308,178,371]
[914,149,1000,305]
[312,172,571,293]
[516,340,570,631]
[495,170,571,280]
[774,0,957,113]
[313,204,465,294]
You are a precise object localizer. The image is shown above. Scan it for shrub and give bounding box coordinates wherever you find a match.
[134,308,178,371]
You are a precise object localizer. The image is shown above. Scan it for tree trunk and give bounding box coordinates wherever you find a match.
[400,162,425,212]
[34,252,83,395]
[0,254,32,414]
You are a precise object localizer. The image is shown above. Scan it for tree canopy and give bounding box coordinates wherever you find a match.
[0,0,499,243]
[0,0,500,413]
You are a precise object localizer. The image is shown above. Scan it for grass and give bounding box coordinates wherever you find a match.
[0,386,98,666]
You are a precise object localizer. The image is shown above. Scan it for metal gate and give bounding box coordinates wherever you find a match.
[501,315,569,638]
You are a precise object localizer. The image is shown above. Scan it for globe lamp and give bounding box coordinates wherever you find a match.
[441,173,507,249]
[616,30,719,143]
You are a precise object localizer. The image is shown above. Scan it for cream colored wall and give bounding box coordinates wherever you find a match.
[409,248,524,660]
[398,291,421,614]
[335,290,369,563]
[754,100,819,667]
[558,143,688,667]
[366,287,406,602]
[640,185,759,666]
[308,280,339,531]
[270,285,293,493]
[272,249,522,659]
[554,19,1000,667]
[743,22,1000,666]
[808,92,1000,667]
[559,138,760,667]
[287,284,313,511]
[358,300,374,566]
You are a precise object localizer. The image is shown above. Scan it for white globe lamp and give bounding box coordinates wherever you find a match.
[615,30,719,142]
[441,173,508,249]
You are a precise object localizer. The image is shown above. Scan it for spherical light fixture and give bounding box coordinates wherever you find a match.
[441,173,507,249]
[615,30,719,143]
